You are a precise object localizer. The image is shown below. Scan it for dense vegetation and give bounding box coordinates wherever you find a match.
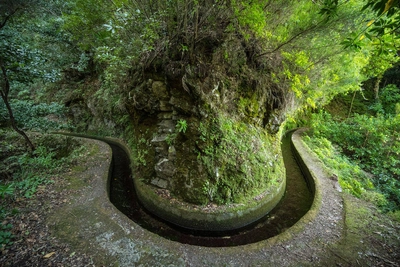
[302,78,400,217]
[1,0,400,249]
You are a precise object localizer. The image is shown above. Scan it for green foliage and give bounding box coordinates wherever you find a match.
[232,1,267,38]
[0,132,86,199]
[308,110,400,211]
[237,95,261,121]
[57,0,398,125]
[363,0,400,16]
[176,119,188,133]
[61,0,113,50]
[16,175,52,198]
[0,0,80,85]
[362,44,399,83]
[0,1,80,147]
[343,0,400,56]
[0,184,14,199]
[371,84,400,115]
[202,180,216,202]
[281,50,312,104]
[303,134,377,199]
[7,145,60,198]
[260,0,384,110]
[20,146,58,170]
[131,132,150,167]
[0,223,13,248]
[319,0,339,18]
[0,99,71,131]
[62,0,166,120]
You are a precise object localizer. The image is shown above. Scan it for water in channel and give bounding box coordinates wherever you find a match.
[108,131,313,247]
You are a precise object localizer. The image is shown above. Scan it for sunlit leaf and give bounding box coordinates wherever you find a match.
[43,252,56,259]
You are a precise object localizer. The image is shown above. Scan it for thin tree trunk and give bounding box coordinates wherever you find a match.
[374,75,382,100]
[191,2,199,61]
[348,90,356,118]
[184,0,189,44]
[1,65,35,151]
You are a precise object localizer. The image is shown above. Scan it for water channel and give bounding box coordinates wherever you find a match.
[107,131,313,247]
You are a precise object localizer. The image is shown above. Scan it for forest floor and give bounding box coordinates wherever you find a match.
[1,136,400,266]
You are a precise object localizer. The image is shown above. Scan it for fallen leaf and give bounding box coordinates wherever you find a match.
[43,252,56,259]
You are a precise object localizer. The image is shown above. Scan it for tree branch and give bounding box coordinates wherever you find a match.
[255,24,318,58]
[1,64,35,151]
[0,6,21,30]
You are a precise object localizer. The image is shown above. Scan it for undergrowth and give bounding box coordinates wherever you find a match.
[304,110,400,215]
[0,99,72,131]
[0,130,87,249]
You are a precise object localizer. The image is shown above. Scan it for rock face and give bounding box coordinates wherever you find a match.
[128,74,287,205]
[126,32,291,205]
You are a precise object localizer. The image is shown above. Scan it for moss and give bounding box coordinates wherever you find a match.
[237,94,261,122]
[85,142,100,157]
[194,113,284,204]
[130,122,157,179]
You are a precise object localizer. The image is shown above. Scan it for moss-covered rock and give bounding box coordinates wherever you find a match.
[125,30,291,206]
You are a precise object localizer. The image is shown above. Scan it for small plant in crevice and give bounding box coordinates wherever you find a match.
[202,180,216,202]
[135,149,148,167]
[135,137,150,166]
[176,119,188,133]
[166,133,177,146]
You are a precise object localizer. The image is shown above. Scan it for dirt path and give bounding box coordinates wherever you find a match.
[1,132,399,266]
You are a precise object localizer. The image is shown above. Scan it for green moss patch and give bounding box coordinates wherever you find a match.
[196,113,284,204]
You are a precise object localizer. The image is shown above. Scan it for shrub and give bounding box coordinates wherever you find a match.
[307,111,400,211]
[371,84,400,116]
[0,99,72,131]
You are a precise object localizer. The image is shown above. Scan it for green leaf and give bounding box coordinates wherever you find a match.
[0,184,14,198]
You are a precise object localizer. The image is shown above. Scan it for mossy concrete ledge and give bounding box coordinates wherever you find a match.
[98,135,287,232]
[135,177,286,231]
[289,128,322,225]
[55,133,286,231]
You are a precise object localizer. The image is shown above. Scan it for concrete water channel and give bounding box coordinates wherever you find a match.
[51,129,344,266]
[108,131,313,246]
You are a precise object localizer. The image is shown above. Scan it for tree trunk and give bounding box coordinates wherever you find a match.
[1,65,35,151]
[347,90,357,118]
[374,75,382,100]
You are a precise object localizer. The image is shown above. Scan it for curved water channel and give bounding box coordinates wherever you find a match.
[106,131,313,247]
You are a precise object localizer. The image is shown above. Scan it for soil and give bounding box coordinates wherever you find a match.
[1,133,399,266]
